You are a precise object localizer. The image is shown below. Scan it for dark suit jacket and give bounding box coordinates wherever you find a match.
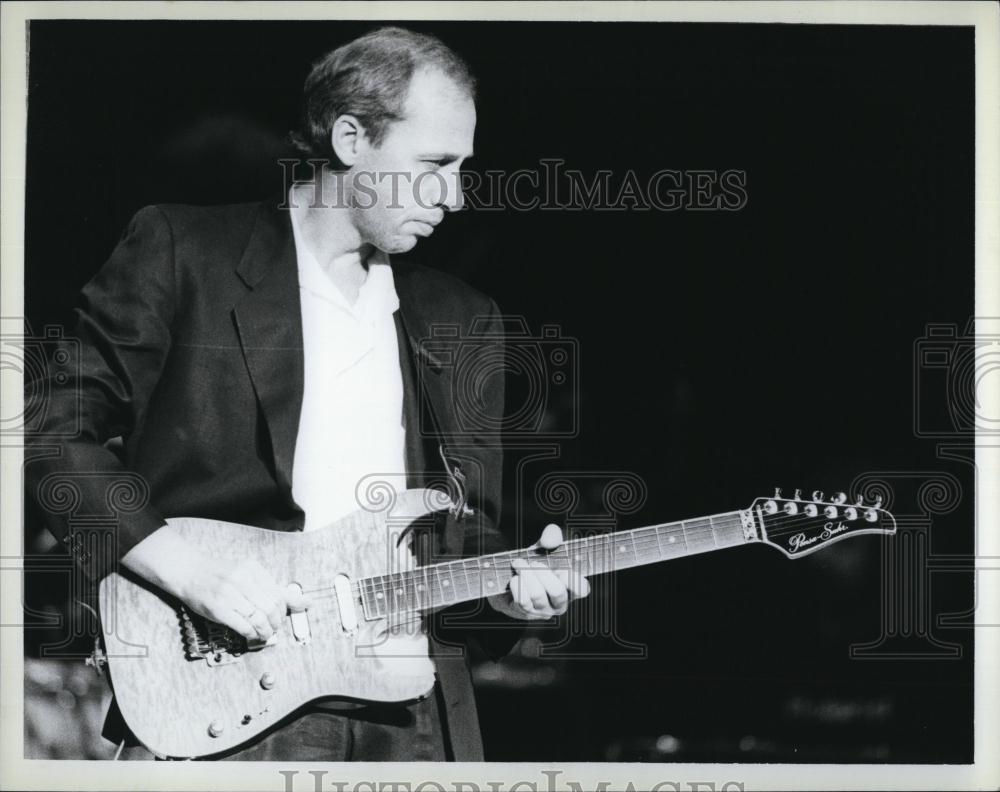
[25,198,520,760]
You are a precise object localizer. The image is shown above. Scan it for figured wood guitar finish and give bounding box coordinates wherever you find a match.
[99,488,444,758]
[98,485,895,758]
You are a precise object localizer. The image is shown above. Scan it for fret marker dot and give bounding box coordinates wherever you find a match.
[376,592,384,599]
[396,590,403,596]
[442,580,450,587]
[483,562,491,568]
[669,537,676,544]
[486,580,495,588]
[619,547,626,553]
[417,585,425,592]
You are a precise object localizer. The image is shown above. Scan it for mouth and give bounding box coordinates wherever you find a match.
[410,219,440,235]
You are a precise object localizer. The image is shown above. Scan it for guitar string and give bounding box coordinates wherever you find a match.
[344,507,888,616]
[351,508,880,598]
[357,505,879,590]
[201,508,883,639]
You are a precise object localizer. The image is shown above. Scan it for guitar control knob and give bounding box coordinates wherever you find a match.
[833,492,847,504]
[783,502,798,515]
[260,672,276,690]
[864,509,879,523]
[803,504,818,517]
[763,500,778,514]
[824,506,838,519]
[208,720,225,738]
[844,507,858,521]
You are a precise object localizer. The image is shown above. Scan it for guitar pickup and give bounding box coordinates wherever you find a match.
[287,583,311,643]
[289,610,311,643]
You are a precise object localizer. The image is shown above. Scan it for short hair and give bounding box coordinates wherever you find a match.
[291,26,477,165]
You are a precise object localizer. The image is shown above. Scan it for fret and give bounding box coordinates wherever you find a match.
[682,518,715,553]
[632,526,660,564]
[354,510,752,616]
[657,522,688,558]
[415,566,429,611]
[369,576,384,619]
[437,564,455,606]
[390,574,407,616]
[626,531,639,566]
[480,555,500,598]
[578,533,602,577]
[461,558,478,601]
[367,577,381,620]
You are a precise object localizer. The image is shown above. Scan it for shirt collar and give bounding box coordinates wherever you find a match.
[291,200,400,321]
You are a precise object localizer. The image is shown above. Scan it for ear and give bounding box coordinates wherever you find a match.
[329,114,368,167]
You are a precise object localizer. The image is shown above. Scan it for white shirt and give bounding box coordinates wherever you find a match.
[290,210,408,531]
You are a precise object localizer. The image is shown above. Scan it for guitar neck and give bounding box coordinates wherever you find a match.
[356,509,755,619]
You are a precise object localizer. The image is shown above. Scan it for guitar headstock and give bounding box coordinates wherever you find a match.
[748,488,897,558]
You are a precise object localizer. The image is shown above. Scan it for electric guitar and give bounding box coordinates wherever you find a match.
[97,486,896,758]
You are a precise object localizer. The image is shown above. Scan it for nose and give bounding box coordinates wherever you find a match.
[440,170,465,213]
[419,169,464,213]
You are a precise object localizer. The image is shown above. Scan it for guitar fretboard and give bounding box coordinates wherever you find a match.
[355,510,751,620]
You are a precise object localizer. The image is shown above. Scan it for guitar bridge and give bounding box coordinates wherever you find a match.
[180,607,275,665]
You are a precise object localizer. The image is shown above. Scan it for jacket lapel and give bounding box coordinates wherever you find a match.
[232,200,304,500]
[392,262,457,445]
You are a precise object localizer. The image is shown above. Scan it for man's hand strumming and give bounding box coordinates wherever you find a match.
[121,525,310,642]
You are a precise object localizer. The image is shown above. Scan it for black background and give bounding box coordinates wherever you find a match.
[24,21,975,762]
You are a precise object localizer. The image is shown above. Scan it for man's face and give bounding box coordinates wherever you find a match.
[349,68,476,254]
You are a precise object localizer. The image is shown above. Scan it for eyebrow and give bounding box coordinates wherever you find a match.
[420,152,474,164]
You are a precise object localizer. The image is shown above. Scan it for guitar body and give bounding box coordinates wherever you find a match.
[98,488,447,758]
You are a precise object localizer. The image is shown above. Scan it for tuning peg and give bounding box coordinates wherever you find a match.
[783,501,799,515]
[855,495,864,507]
[794,488,802,501]
[774,487,782,499]
[845,506,859,521]
[832,492,847,504]
[864,509,879,523]
[804,503,818,517]
[873,496,883,509]
[824,505,838,519]
[812,490,824,502]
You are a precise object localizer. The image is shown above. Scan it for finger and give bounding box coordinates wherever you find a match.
[232,563,282,626]
[556,569,591,600]
[537,523,564,551]
[215,595,258,641]
[530,565,569,611]
[246,607,274,640]
[229,593,274,640]
[224,612,258,641]
[243,585,282,632]
[512,567,550,612]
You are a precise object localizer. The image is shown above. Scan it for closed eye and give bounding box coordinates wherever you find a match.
[420,154,471,168]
